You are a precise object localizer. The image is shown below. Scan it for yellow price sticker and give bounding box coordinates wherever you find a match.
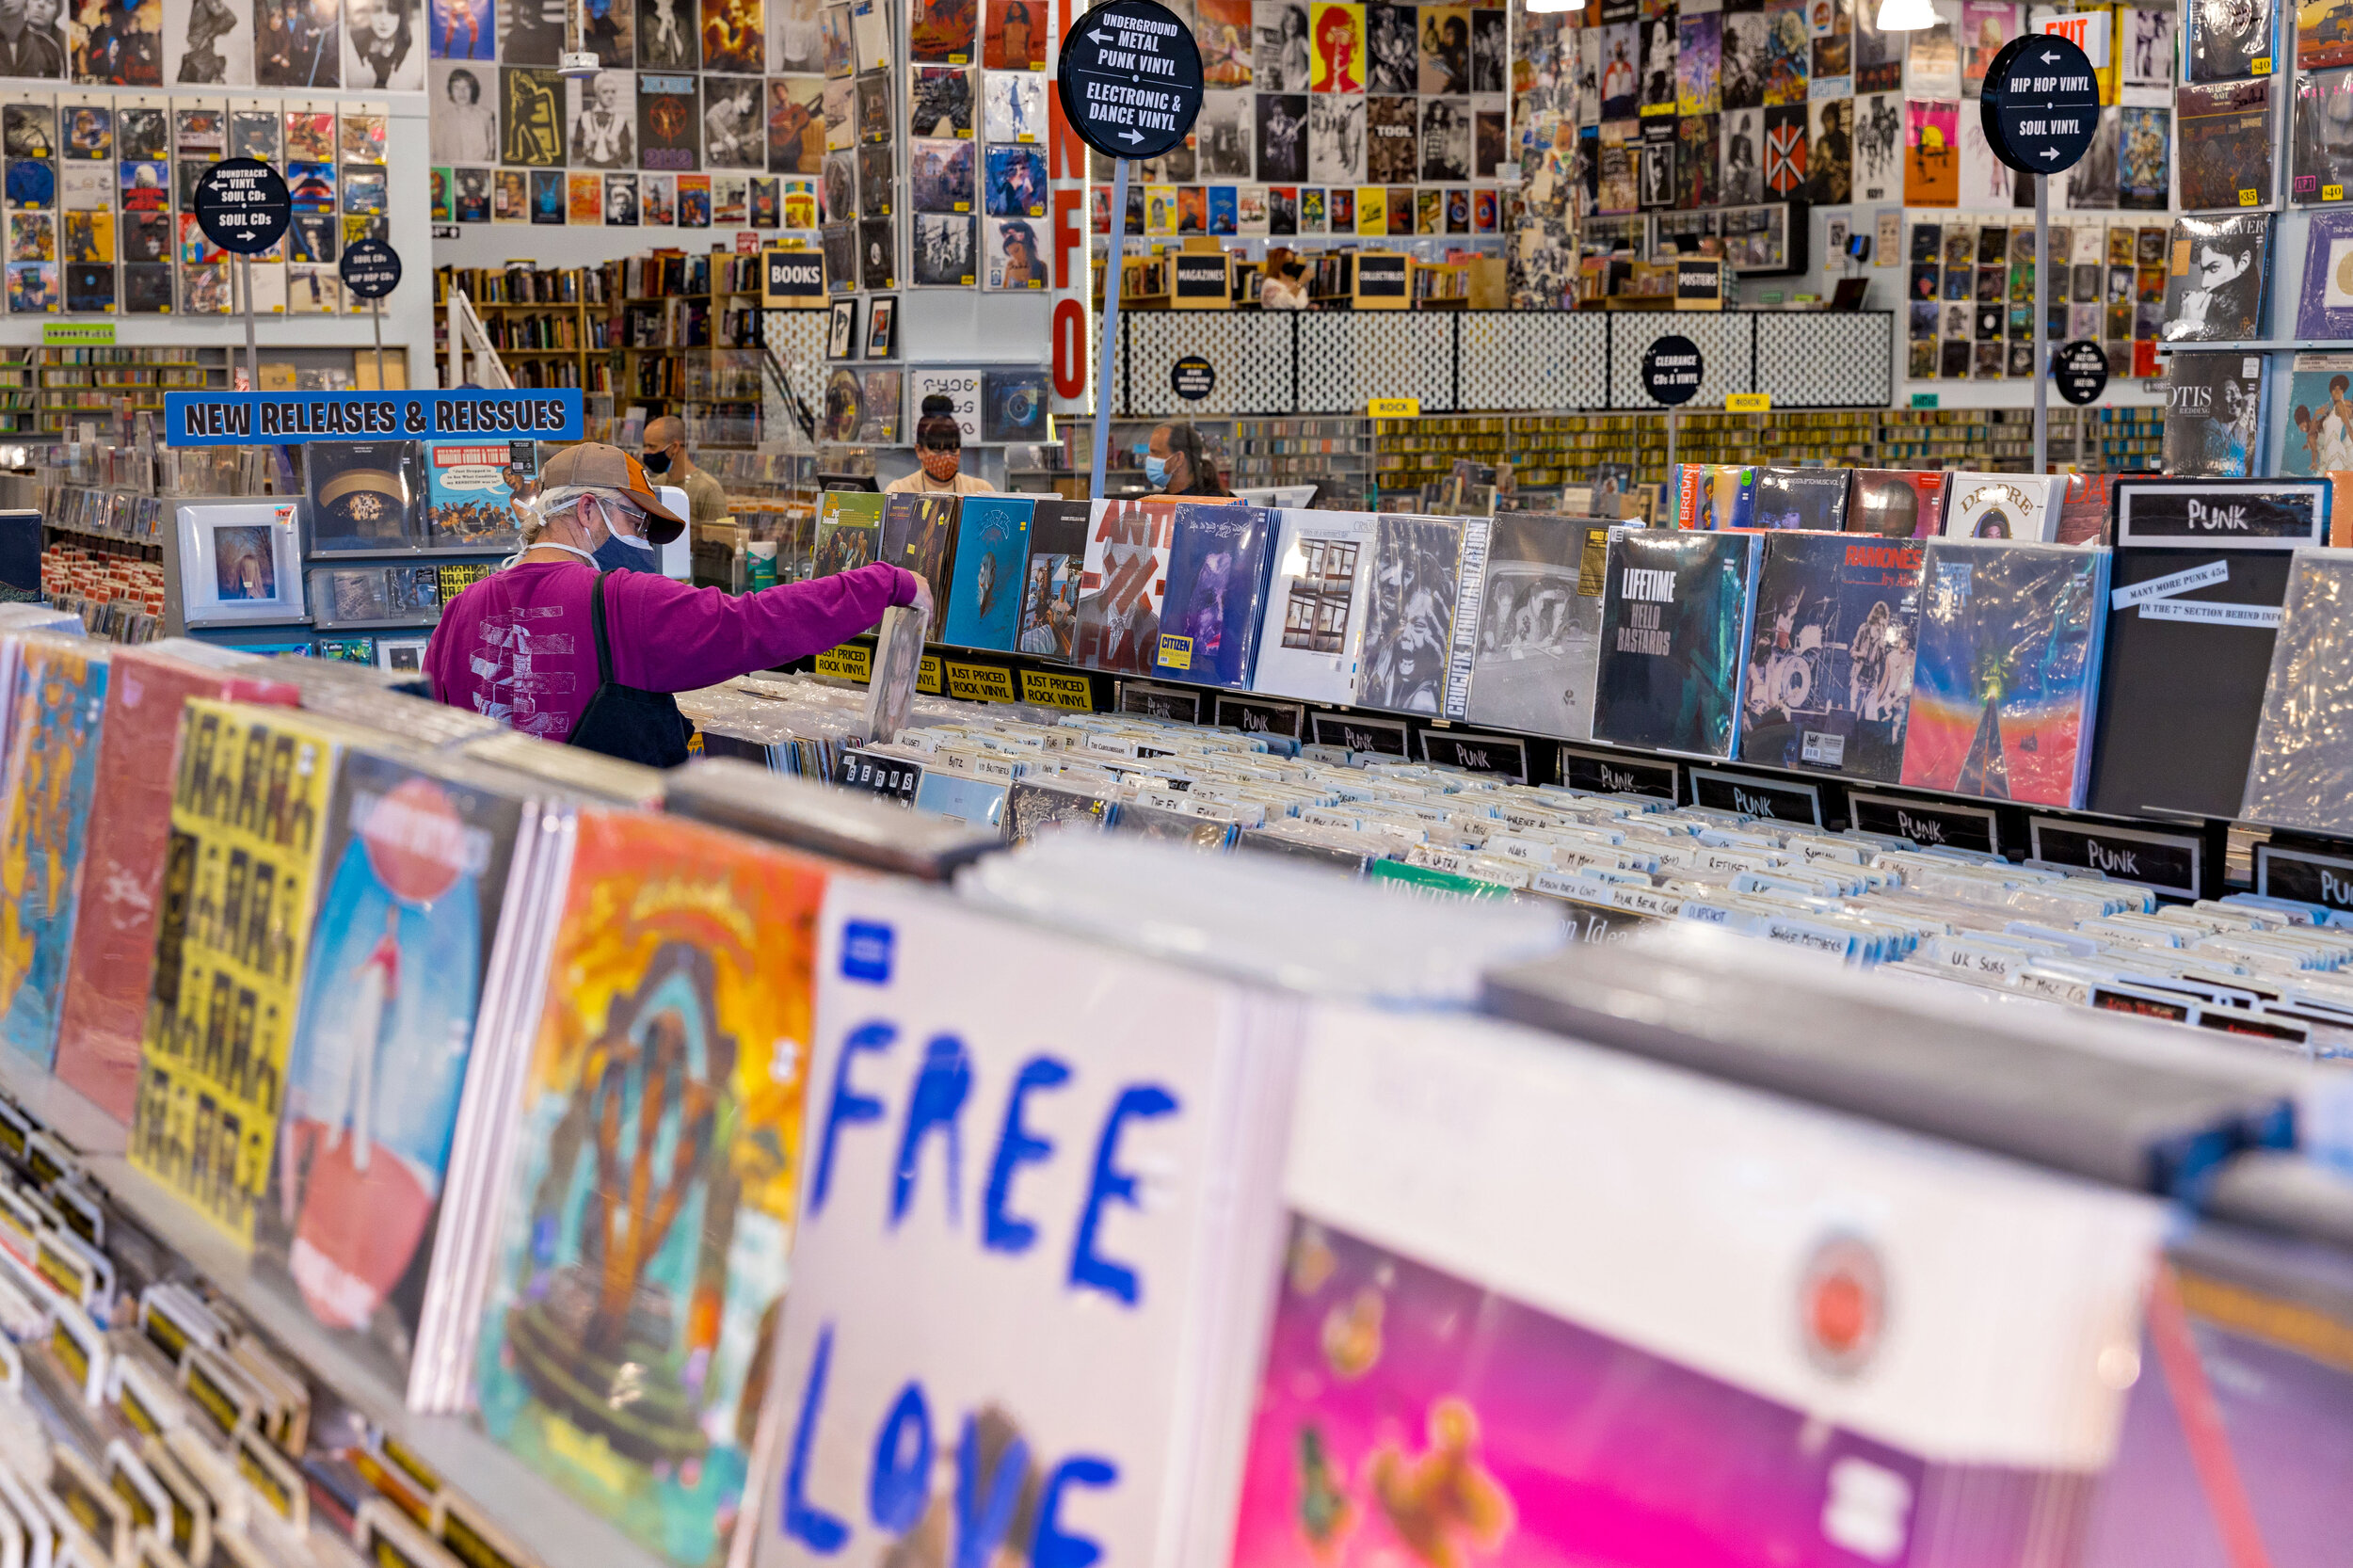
[2329,184,2346,201]
[2253,54,2272,72]
[814,642,872,683]
[2239,188,2260,206]
[918,654,942,695]
[1156,632,1193,670]
[1726,392,1772,412]
[1367,396,1421,417]
[1020,667,1096,712]
[946,661,1017,702]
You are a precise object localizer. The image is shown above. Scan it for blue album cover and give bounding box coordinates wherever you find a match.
[913,771,1009,833]
[1209,184,1238,233]
[940,494,1033,650]
[1591,528,1760,760]
[1737,532,1924,781]
[1155,503,1275,688]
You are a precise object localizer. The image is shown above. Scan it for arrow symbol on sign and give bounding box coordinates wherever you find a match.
[1090,26,1111,40]
[2038,47,2057,60]
[2041,145,2060,158]
[1120,127,1143,141]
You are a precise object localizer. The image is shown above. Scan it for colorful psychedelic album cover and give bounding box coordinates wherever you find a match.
[1738,532,1925,782]
[130,700,343,1245]
[1898,538,2109,808]
[472,809,830,1566]
[1591,528,1760,759]
[254,750,527,1384]
[423,440,533,549]
[1155,502,1275,689]
[0,639,109,1068]
[940,493,1032,651]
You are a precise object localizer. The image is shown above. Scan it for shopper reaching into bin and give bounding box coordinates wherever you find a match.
[424,441,926,767]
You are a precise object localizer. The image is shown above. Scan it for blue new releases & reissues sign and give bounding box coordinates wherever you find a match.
[164,389,583,446]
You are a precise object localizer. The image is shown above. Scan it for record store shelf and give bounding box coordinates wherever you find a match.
[0,1047,667,1568]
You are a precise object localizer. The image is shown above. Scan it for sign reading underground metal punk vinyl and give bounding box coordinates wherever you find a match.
[1055,0,1205,161]
[164,390,583,446]
[1979,33,2099,174]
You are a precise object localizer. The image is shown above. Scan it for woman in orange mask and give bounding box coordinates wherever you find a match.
[885,393,997,495]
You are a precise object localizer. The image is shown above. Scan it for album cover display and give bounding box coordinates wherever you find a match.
[938,494,1030,651]
[2159,214,2271,341]
[1747,465,1850,530]
[1016,496,1087,659]
[2243,549,2353,829]
[1845,469,1945,537]
[424,440,530,549]
[1252,508,1378,705]
[1737,531,1923,782]
[130,700,344,1242]
[475,809,829,1568]
[2162,350,2266,477]
[1465,515,1607,742]
[2089,478,2327,821]
[0,639,108,1068]
[2188,0,2277,80]
[1899,539,2108,808]
[1591,528,1761,760]
[2280,351,2353,473]
[1353,512,1485,719]
[1941,472,2066,541]
[1074,496,1173,676]
[813,488,882,575]
[878,490,958,615]
[253,748,527,1389]
[2178,77,2275,210]
[1154,502,1275,689]
[306,440,424,553]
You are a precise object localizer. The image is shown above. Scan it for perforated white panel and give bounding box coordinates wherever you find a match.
[1754,312,1894,408]
[1120,312,1296,416]
[1458,312,1609,411]
[1297,314,1457,413]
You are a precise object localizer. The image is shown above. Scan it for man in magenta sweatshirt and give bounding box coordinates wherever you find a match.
[425,443,926,748]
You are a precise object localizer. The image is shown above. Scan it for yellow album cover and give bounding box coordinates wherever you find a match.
[130,699,342,1247]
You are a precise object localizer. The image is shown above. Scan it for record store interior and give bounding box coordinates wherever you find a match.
[0,0,2349,1565]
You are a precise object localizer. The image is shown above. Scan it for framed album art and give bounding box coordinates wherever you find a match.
[864,292,897,357]
[827,296,858,358]
[175,502,305,627]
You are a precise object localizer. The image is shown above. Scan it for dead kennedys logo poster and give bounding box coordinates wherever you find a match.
[1764,106,1807,199]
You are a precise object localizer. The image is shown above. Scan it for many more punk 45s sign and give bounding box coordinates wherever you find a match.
[1054,0,1207,161]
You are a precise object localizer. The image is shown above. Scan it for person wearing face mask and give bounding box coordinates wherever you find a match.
[886,395,997,495]
[640,414,730,531]
[1144,422,1231,498]
[424,442,927,767]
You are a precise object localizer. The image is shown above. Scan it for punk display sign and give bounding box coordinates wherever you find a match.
[1053,0,1206,161]
[191,158,291,257]
[1979,33,2101,175]
[2027,816,2205,899]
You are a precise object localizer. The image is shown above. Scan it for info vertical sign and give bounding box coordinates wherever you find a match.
[1055,0,1204,500]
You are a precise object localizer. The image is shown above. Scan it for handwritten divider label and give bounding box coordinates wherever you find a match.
[1846,791,2001,855]
[2254,843,2353,915]
[2027,816,2203,898]
[1686,767,1825,827]
[1310,712,1411,757]
[1214,693,1305,739]
[1558,744,1678,801]
[1418,728,1531,783]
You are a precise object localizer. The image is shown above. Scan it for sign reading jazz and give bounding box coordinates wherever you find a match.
[1054,0,1205,160]
[165,390,584,446]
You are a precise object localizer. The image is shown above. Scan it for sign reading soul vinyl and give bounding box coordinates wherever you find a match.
[337,239,401,299]
[1641,334,1704,405]
[191,157,290,256]
[1978,33,2100,175]
[2052,339,2107,406]
[1053,0,1205,161]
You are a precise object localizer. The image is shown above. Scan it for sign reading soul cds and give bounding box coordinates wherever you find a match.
[190,158,291,256]
[165,390,584,446]
[1053,0,1206,161]
[1978,34,2101,175]
[337,239,402,300]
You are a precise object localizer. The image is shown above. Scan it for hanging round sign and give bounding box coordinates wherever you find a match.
[339,238,402,299]
[1641,334,1704,407]
[1978,33,2100,176]
[1053,0,1205,162]
[2051,339,2109,406]
[192,158,291,256]
[1171,354,1215,400]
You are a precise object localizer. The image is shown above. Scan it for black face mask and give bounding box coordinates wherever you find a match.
[641,447,673,476]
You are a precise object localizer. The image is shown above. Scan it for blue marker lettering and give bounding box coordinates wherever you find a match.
[781,1324,849,1554]
[953,1412,1029,1568]
[813,1021,896,1217]
[1068,1084,1178,1306]
[893,1033,972,1228]
[1031,1457,1119,1568]
[984,1056,1071,1255]
[869,1382,933,1534]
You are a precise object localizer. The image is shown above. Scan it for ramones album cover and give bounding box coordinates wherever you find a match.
[1737,531,1925,783]
[1591,527,1761,760]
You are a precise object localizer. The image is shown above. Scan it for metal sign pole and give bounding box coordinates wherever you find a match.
[1666,407,1676,478]
[372,296,387,392]
[240,254,258,392]
[2034,171,2048,475]
[1089,156,1131,501]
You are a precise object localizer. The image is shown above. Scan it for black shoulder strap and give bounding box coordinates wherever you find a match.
[588,569,616,687]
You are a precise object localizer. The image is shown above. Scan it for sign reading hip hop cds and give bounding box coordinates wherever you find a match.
[191,158,292,256]
[338,240,403,301]
[1979,34,2100,175]
[1054,0,1205,161]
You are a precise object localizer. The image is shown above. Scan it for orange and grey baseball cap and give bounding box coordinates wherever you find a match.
[540,441,688,544]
